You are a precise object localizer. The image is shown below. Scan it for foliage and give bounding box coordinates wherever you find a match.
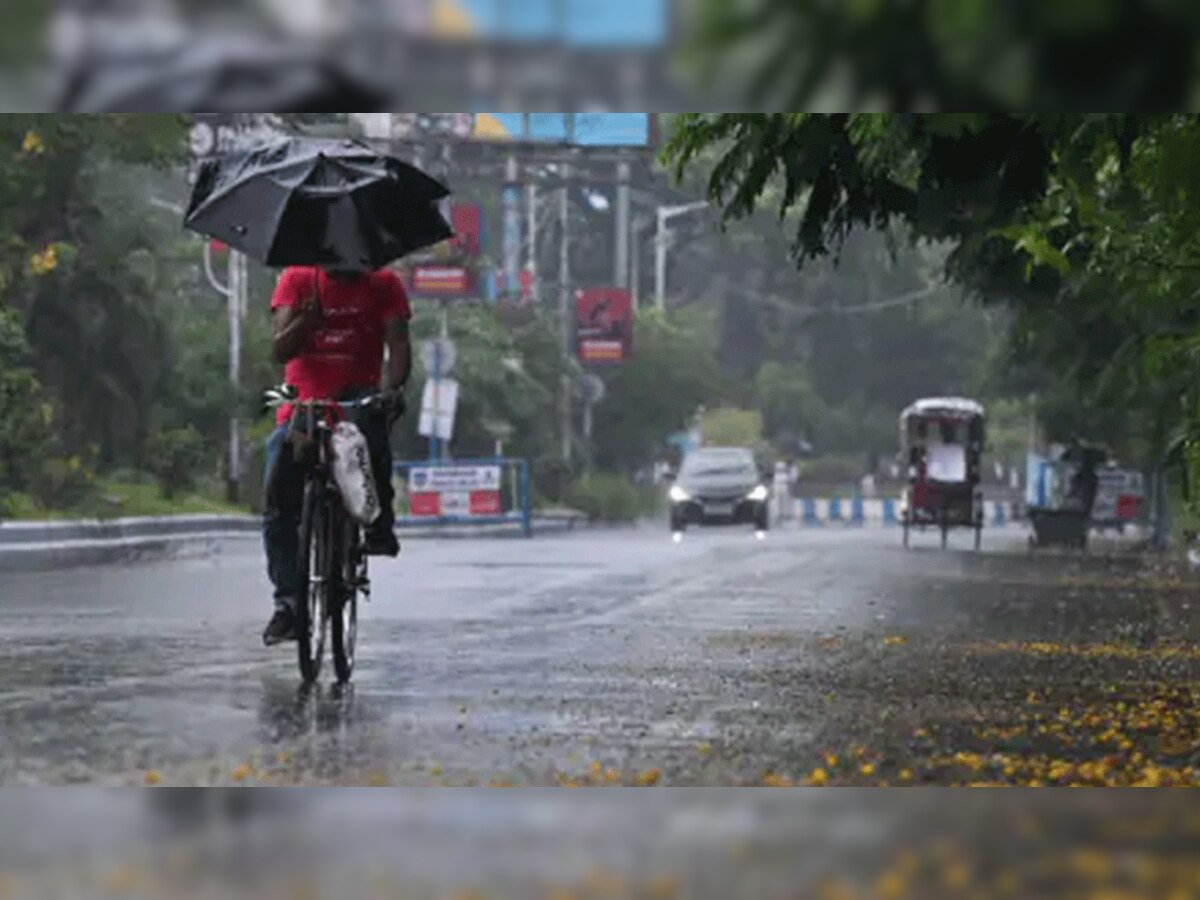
[0,306,53,513]
[590,310,724,473]
[30,454,98,512]
[662,114,1194,470]
[2,477,244,521]
[564,473,659,522]
[0,116,188,468]
[145,426,208,499]
[700,407,763,447]
[754,361,821,443]
[684,2,1200,110]
[798,455,869,487]
[398,305,565,464]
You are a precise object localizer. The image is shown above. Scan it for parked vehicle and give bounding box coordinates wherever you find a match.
[668,446,770,533]
[899,397,985,550]
[1026,443,1109,551]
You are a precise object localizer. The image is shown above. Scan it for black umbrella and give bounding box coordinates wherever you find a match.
[184,138,453,269]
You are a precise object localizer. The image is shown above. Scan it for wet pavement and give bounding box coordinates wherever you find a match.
[0,522,1196,786]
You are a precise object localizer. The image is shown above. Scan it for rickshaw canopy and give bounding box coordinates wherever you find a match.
[900,397,985,423]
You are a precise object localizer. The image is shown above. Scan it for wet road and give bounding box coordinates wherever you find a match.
[0,523,1196,785]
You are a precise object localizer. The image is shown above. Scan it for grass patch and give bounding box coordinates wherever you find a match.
[3,478,247,521]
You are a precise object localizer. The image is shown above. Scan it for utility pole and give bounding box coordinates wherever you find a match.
[502,154,521,303]
[630,214,652,311]
[203,240,247,502]
[614,159,631,289]
[526,175,538,307]
[654,201,709,311]
[559,162,572,465]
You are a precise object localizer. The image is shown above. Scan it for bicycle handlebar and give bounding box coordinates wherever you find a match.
[263,385,387,412]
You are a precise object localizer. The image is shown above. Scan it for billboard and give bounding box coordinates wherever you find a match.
[449,203,483,257]
[576,288,633,364]
[362,112,656,147]
[474,113,653,147]
[427,0,666,46]
[407,464,503,518]
[408,265,476,298]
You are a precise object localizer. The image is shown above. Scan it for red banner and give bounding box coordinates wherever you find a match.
[469,490,503,516]
[576,288,633,365]
[409,492,440,517]
[409,264,475,298]
[450,203,483,258]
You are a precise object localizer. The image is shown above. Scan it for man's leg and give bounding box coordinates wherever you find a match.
[360,408,399,556]
[262,424,304,643]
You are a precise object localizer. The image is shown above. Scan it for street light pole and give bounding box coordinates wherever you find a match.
[654,201,708,312]
[526,175,538,307]
[630,214,652,311]
[201,239,247,502]
[559,162,572,464]
[614,159,631,289]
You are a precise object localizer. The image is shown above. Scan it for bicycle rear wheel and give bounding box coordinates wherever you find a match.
[331,515,360,683]
[295,479,331,683]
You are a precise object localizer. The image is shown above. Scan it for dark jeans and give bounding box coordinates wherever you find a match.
[263,397,395,611]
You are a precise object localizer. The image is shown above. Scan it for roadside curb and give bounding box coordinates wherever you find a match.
[0,512,590,572]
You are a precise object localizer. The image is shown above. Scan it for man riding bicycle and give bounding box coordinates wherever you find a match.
[262,265,411,646]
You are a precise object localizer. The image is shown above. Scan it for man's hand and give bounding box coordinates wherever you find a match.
[271,289,324,364]
[382,385,407,425]
[298,289,323,330]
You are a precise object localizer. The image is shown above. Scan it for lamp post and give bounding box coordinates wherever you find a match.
[653,201,708,312]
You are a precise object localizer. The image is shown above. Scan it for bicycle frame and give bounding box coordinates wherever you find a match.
[267,389,383,682]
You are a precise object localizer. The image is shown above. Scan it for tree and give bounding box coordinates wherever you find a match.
[662,114,1187,464]
[0,307,52,512]
[754,361,820,444]
[0,116,187,468]
[590,309,724,473]
[685,2,1200,110]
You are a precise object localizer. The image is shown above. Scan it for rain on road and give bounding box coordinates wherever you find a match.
[1,524,1197,786]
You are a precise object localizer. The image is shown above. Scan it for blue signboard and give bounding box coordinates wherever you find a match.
[453,0,665,46]
[483,113,651,147]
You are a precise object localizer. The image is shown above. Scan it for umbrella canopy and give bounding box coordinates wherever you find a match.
[184,138,454,270]
[57,34,393,112]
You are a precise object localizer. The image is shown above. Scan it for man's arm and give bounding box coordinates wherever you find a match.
[271,290,323,364]
[384,318,411,390]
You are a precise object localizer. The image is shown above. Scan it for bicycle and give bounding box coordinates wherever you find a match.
[265,385,387,683]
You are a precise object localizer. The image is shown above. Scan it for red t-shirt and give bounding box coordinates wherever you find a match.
[271,267,412,424]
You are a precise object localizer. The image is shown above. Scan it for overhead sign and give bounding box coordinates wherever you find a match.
[421,0,666,46]
[576,287,633,364]
[475,113,653,147]
[410,265,476,298]
[356,112,659,148]
[407,464,503,519]
[418,378,459,441]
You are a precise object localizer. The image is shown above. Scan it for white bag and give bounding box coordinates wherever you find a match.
[330,422,382,525]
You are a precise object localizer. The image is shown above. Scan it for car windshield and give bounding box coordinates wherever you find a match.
[681,450,757,478]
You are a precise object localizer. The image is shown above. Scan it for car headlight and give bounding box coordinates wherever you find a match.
[747,484,769,502]
[669,484,690,503]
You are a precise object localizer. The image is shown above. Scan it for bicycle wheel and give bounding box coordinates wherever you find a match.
[295,479,331,683]
[331,513,360,683]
